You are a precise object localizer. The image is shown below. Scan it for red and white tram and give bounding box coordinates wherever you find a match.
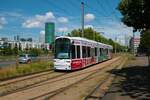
[54,36,113,70]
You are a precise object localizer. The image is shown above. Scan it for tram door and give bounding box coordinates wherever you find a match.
[82,46,86,67]
[71,45,82,69]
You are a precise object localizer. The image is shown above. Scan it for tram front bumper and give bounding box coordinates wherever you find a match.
[54,65,71,70]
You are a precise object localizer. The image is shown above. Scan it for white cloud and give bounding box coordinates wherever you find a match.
[22,11,55,28]
[85,25,94,29]
[40,30,45,35]
[85,13,95,22]
[94,18,133,45]
[57,17,68,23]
[57,27,68,32]
[0,17,7,29]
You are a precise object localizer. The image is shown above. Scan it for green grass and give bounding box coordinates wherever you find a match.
[0,56,17,61]
[126,53,136,60]
[0,61,53,80]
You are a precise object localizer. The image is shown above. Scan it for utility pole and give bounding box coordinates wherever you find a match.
[115,36,117,54]
[81,1,84,38]
[133,30,135,55]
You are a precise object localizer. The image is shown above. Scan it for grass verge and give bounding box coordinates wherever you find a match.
[0,61,53,80]
[0,56,17,62]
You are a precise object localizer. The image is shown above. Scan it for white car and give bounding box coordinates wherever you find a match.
[18,54,31,63]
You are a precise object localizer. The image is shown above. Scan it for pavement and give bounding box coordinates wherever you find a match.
[102,56,150,100]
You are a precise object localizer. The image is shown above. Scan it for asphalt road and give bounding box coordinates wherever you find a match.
[0,60,16,68]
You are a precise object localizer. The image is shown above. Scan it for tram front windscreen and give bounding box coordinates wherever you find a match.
[55,38,71,59]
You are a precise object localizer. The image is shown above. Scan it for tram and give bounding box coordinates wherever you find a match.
[54,36,113,70]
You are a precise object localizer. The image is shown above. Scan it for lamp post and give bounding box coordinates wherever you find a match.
[81,1,84,38]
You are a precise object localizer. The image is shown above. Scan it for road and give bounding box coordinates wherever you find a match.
[0,56,53,68]
[0,60,16,68]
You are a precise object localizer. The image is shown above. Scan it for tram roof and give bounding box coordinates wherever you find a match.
[56,36,113,49]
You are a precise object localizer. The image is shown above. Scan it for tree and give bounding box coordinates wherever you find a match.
[118,0,150,31]
[118,0,150,66]
[139,30,150,66]
[29,48,42,56]
[13,43,18,55]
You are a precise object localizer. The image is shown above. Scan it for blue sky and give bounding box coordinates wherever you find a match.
[0,0,139,44]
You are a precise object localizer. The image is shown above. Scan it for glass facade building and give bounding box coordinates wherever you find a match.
[45,22,55,44]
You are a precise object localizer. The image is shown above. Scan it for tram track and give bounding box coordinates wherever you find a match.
[0,69,54,82]
[0,70,68,96]
[0,69,54,86]
[0,57,122,100]
[28,57,123,100]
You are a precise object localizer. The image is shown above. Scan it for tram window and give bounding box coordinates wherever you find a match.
[71,45,76,59]
[107,49,109,54]
[90,48,94,57]
[55,38,70,59]
[82,46,86,58]
[106,49,108,54]
[101,48,104,55]
[87,47,90,57]
[103,49,106,54]
[104,49,107,54]
[77,46,80,58]
[105,49,107,54]
[99,48,102,56]
[95,48,97,56]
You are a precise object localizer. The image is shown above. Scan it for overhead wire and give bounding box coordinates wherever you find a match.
[45,0,74,16]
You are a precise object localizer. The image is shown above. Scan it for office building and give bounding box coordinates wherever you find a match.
[45,22,55,44]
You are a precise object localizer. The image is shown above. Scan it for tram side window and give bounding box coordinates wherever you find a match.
[71,45,76,59]
[95,48,97,56]
[106,49,108,55]
[103,49,106,55]
[87,47,90,57]
[82,46,86,58]
[99,48,102,56]
[90,48,94,57]
[77,46,80,58]
[101,48,104,55]
[110,49,112,53]
[106,49,109,55]
[104,49,107,55]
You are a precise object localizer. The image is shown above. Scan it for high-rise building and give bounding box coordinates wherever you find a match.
[17,35,20,41]
[14,36,16,41]
[45,22,55,44]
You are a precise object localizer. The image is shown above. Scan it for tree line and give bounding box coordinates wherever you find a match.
[0,43,49,56]
[68,28,127,52]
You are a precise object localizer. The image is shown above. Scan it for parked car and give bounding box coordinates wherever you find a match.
[18,54,37,63]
